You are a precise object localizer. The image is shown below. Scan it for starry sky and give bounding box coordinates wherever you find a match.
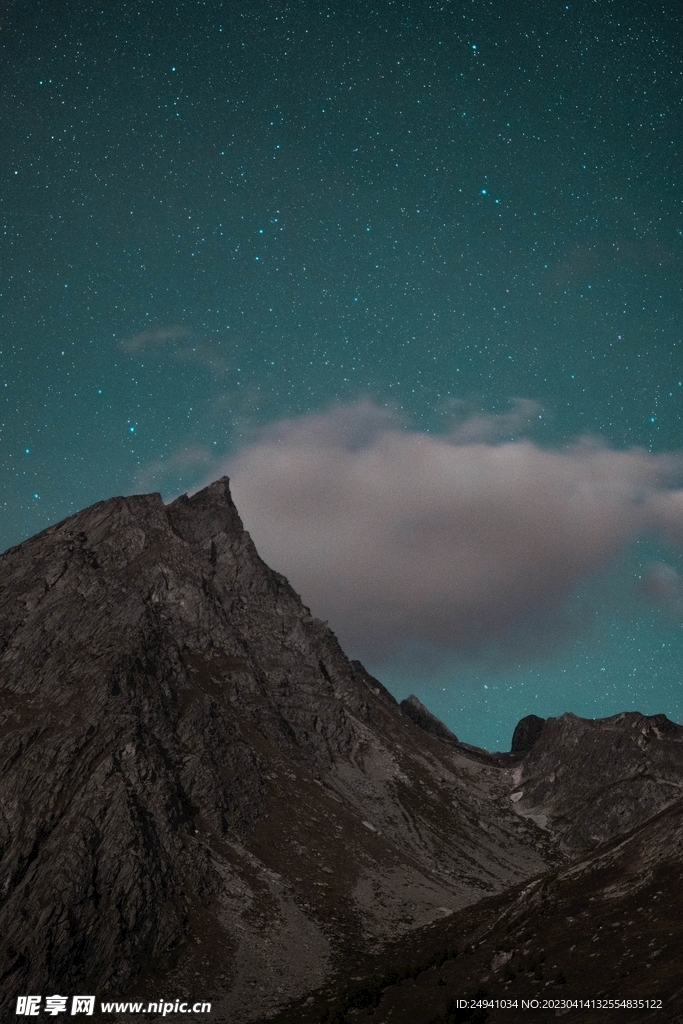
[2,0,683,750]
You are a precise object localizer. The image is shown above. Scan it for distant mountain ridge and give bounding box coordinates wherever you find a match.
[1,479,681,1022]
[509,709,683,853]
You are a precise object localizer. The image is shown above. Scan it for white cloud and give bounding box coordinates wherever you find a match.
[200,400,683,663]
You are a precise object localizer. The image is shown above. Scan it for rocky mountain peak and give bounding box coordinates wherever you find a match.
[0,479,551,1021]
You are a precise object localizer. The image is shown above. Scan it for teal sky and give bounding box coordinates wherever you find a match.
[2,0,683,749]
[380,542,683,751]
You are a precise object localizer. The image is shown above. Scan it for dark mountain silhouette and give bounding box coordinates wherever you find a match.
[1,478,681,1022]
[508,710,683,854]
[510,714,545,754]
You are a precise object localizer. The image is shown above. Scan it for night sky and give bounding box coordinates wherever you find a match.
[2,0,683,750]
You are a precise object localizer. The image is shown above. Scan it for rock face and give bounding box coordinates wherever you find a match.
[0,479,551,1022]
[399,695,458,743]
[510,713,545,753]
[277,712,683,1024]
[508,711,683,853]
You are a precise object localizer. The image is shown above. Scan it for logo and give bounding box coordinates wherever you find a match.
[16,995,95,1016]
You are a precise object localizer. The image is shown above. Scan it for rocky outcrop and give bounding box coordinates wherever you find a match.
[0,479,552,1021]
[508,711,683,853]
[510,713,545,753]
[400,695,458,743]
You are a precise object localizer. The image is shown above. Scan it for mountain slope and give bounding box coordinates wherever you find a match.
[0,479,553,1021]
[283,795,683,1024]
[508,711,683,853]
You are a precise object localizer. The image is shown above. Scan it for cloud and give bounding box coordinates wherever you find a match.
[548,237,676,292]
[119,325,190,353]
[203,400,683,663]
[119,325,231,375]
[445,398,544,443]
[646,490,683,549]
[173,343,231,375]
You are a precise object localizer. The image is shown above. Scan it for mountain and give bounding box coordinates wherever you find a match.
[508,710,683,854]
[0,479,552,1022]
[274,715,683,1024]
[279,794,683,1024]
[2,478,681,1022]
[399,694,459,743]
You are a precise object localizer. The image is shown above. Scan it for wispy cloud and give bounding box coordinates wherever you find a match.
[135,444,214,493]
[638,561,683,618]
[119,325,191,353]
[119,325,230,374]
[173,343,230,375]
[445,398,544,443]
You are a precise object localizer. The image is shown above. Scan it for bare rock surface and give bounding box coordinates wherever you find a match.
[508,711,683,853]
[510,713,545,754]
[0,479,553,1021]
[400,694,459,743]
